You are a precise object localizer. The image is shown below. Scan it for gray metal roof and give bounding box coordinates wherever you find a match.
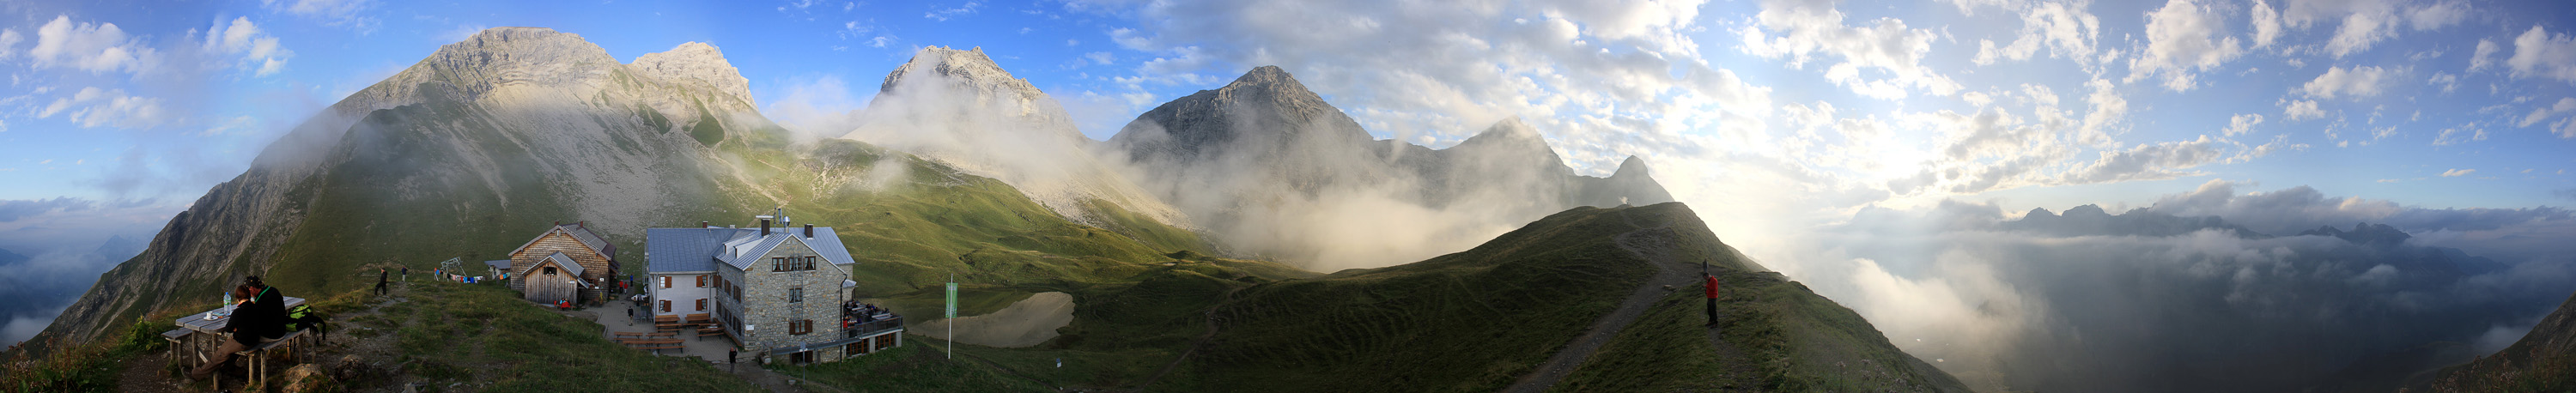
[558,224,611,252]
[483,260,510,269]
[647,227,855,273]
[526,251,583,276]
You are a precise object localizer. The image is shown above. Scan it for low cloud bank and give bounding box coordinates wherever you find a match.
[0,197,170,348]
[1772,182,2576,393]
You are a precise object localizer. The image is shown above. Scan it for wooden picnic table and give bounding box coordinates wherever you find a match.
[168,297,307,390]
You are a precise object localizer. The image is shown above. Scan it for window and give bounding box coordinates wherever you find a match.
[696,275,707,287]
[772,257,787,271]
[790,319,813,336]
[805,256,817,270]
[789,350,817,364]
[659,276,671,288]
[789,287,804,303]
[696,299,707,311]
[544,266,558,275]
[659,299,671,312]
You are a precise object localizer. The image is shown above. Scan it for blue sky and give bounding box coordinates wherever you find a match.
[0,0,2569,215]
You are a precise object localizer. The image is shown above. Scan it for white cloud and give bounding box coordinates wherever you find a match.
[2080,78,2126,143]
[0,29,22,59]
[2432,124,2488,146]
[200,17,293,76]
[2441,168,2476,177]
[2250,0,2284,48]
[2284,99,2325,120]
[260,0,377,31]
[2300,65,2394,99]
[2275,0,2410,57]
[926,1,982,21]
[2129,0,2244,91]
[2427,71,2459,94]
[36,87,167,129]
[2225,113,2264,136]
[27,15,157,75]
[1969,2,2101,67]
[1083,51,1114,66]
[2057,135,2233,184]
[2505,25,2576,82]
[2519,97,2576,127]
[2404,1,2469,31]
[760,75,869,139]
[1740,0,1961,99]
[2470,39,2500,71]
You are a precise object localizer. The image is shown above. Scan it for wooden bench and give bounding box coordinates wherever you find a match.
[613,332,677,341]
[221,330,306,390]
[683,313,712,325]
[653,315,680,324]
[696,325,726,340]
[622,339,684,354]
[161,329,191,364]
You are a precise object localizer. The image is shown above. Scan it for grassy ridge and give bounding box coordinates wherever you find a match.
[1162,206,1656,392]
[347,281,760,391]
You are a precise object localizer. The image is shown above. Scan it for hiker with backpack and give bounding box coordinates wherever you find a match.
[190,277,288,380]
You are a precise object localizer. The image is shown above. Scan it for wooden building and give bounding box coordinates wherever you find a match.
[508,221,617,304]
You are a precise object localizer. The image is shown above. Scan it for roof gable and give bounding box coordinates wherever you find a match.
[647,226,859,272]
[521,251,585,276]
[508,224,612,261]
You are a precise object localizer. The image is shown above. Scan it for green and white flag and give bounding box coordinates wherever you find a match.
[945,281,958,318]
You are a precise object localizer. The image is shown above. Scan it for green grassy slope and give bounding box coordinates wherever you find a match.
[350,282,762,391]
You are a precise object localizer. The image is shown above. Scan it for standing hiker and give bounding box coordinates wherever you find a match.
[402,266,409,281]
[376,269,389,295]
[1704,273,1721,326]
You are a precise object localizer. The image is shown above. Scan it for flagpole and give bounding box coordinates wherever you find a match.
[947,273,954,360]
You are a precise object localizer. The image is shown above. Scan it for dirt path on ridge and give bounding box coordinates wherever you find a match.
[1503,208,1702,393]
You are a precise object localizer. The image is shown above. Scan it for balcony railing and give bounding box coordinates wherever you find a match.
[846,317,902,338]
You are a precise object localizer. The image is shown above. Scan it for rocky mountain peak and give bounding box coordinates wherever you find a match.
[397,27,622,102]
[2025,207,2057,218]
[1613,155,1652,178]
[876,46,1075,131]
[632,41,754,106]
[1110,65,1370,160]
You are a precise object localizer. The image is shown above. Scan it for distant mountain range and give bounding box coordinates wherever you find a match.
[1108,64,1672,267]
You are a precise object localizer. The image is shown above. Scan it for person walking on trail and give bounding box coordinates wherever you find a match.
[402,266,409,281]
[1704,273,1721,327]
[190,277,288,380]
[375,269,389,295]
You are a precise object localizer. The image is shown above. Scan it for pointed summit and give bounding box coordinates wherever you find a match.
[1613,155,1652,178]
[876,46,1073,131]
[632,42,754,106]
[1110,65,1371,160]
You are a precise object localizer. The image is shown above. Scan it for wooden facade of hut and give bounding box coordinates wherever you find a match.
[507,221,617,304]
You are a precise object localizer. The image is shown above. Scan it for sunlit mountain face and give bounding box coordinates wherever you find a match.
[5,0,2575,391]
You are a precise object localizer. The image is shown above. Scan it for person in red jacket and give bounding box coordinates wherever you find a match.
[1704,273,1721,326]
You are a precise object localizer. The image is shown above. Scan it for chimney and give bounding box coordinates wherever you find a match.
[578,221,586,229]
[701,221,709,228]
[805,224,814,238]
[760,218,771,236]
[553,221,561,227]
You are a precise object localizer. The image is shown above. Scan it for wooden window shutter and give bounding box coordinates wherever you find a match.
[696,275,707,287]
[659,299,671,312]
[660,276,671,288]
[696,299,707,311]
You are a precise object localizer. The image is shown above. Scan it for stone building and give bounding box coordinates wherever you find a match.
[507,221,617,304]
[645,213,903,364]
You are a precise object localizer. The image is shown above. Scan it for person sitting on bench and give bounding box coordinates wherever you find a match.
[190,277,288,380]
